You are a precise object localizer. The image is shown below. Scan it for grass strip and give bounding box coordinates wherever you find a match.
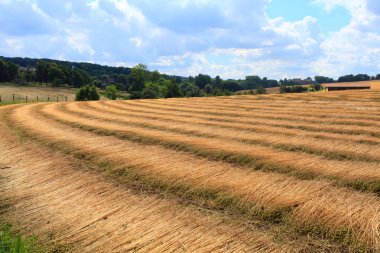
[0,223,42,253]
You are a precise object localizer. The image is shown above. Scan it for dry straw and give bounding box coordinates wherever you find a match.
[7,100,380,250]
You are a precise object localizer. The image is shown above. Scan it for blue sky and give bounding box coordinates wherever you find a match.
[0,0,379,79]
[267,0,351,33]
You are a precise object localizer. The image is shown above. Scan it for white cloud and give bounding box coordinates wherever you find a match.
[129,37,143,48]
[266,16,320,55]
[66,30,95,57]
[285,44,302,50]
[213,48,266,58]
[0,0,378,80]
[309,0,380,77]
[5,38,24,53]
[150,56,174,67]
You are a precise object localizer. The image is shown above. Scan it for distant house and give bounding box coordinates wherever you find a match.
[289,77,314,85]
[289,78,303,85]
[323,83,371,91]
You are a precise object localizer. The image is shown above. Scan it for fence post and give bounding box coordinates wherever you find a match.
[57,96,59,102]
[37,96,39,102]
[13,94,15,103]
[48,97,50,102]
[26,96,28,103]
[65,96,67,102]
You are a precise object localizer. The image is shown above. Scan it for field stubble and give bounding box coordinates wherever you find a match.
[1,90,380,252]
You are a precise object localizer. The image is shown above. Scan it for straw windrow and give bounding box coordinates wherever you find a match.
[1,90,380,251]
[5,101,380,251]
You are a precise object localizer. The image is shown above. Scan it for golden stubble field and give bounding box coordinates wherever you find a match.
[373,81,380,89]
[1,89,380,252]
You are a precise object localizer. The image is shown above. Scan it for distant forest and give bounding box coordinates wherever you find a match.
[1,56,379,99]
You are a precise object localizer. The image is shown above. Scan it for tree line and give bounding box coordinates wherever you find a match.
[315,74,380,83]
[0,58,279,99]
[0,60,18,82]
[1,56,380,99]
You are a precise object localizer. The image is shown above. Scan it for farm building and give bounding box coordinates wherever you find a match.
[323,83,371,91]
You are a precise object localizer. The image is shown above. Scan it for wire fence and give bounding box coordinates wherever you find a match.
[0,94,69,104]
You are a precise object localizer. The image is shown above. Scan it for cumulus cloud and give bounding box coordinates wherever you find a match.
[266,16,320,55]
[128,0,226,33]
[66,30,96,57]
[0,0,378,79]
[309,0,380,77]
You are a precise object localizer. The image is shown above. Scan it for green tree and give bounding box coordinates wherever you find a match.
[150,70,161,83]
[72,68,91,88]
[279,78,289,86]
[111,82,126,91]
[142,82,160,99]
[105,84,119,100]
[7,61,18,81]
[174,76,183,84]
[214,75,222,89]
[75,85,100,101]
[221,80,242,92]
[36,61,49,84]
[311,83,323,91]
[164,80,182,98]
[129,91,142,99]
[158,85,168,98]
[92,80,101,87]
[114,74,129,90]
[214,89,231,96]
[204,84,214,95]
[88,85,100,100]
[20,67,35,83]
[48,63,67,86]
[0,60,18,82]
[0,60,9,82]
[245,75,262,89]
[256,85,266,94]
[314,76,334,84]
[337,74,370,82]
[52,78,65,87]
[129,64,148,92]
[194,74,211,89]
[280,85,308,93]
[179,82,201,97]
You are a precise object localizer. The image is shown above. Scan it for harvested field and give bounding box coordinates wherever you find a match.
[1,90,380,252]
